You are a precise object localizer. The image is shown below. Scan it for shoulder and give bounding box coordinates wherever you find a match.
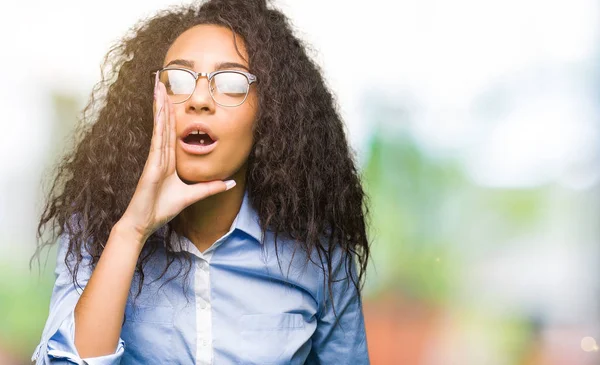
[261,231,357,298]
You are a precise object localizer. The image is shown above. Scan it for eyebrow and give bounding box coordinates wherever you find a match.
[164,59,250,72]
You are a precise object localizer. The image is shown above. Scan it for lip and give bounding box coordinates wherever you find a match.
[179,122,218,155]
[180,122,217,141]
[179,139,218,155]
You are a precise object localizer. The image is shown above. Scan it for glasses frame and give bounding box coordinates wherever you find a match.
[152,67,258,107]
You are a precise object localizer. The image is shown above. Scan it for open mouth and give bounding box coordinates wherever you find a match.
[182,131,216,146]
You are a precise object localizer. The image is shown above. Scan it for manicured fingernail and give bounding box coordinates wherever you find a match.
[224,180,236,190]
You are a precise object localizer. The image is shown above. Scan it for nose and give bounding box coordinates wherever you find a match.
[185,73,215,113]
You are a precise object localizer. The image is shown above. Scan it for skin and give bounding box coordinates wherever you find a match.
[73,25,257,357]
[167,24,258,252]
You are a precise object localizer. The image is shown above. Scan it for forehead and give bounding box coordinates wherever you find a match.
[164,24,249,70]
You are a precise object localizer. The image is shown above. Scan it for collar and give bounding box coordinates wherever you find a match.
[160,189,263,252]
[233,188,263,244]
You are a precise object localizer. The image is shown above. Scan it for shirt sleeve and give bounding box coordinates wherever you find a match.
[31,232,125,364]
[307,250,370,364]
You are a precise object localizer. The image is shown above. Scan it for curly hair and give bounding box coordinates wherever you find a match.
[34,0,370,312]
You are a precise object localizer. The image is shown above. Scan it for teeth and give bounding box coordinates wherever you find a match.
[189,130,207,135]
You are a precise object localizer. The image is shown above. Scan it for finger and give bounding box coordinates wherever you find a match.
[161,82,169,167]
[167,89,177,174]
[149,82,164,167]
[157,82,169,167]
[182,180,236,207]
[152,72,161,120]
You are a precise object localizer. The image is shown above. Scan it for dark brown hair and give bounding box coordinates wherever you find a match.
[34,0,370,311]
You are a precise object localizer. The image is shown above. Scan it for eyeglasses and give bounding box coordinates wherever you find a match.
[152,67,257,107]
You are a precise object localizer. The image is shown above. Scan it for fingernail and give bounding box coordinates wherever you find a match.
[224,180,236,190]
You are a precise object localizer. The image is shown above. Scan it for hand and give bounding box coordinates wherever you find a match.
[119,79,235,243]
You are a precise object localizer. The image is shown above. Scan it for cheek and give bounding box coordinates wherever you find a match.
[214,109,256,168]
[230,101,257,150]
[225,115,255,157]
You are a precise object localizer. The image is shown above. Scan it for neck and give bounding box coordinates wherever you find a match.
[173,166,247,252]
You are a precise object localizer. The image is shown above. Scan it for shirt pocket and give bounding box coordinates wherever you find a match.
[239,313,308,365]
[121,303,175,363]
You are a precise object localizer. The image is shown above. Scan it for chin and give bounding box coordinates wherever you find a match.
[176,165,220,184]
[178,176,211,184]
[178,162,241,184]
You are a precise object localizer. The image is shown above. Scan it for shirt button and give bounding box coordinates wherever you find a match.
[198,300,207,309]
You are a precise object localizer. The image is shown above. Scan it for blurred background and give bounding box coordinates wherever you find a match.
[1,0,599,364]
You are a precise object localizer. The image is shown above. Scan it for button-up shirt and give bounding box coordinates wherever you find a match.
[32,190,369,364]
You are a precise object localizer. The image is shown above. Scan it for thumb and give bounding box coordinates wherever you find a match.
[183,179,236,205]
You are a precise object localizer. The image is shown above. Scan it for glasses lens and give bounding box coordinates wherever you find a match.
[210,72,250,106]
[160,69,195,103]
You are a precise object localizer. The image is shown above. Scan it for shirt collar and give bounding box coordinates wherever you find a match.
[233,189,263,244]
[162,189,263,252]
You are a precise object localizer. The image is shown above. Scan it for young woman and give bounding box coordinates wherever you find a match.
[32,0,370,363]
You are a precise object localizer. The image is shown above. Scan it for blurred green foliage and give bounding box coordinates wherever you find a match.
[362,127,464,303]
[362,125,548,305]
[0,247,55,360]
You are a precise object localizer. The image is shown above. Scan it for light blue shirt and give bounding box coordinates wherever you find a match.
[32,190,369,364]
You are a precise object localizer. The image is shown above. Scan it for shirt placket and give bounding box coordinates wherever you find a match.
[195,256,212,365]
[189,227,237,365]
